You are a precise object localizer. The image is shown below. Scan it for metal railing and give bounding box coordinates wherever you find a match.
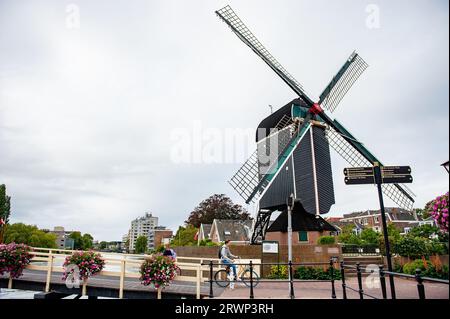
[340,261,449,299]
[341,244,380,256]
[202,259,339,299]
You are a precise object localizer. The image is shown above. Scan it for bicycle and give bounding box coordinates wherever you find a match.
[214,258,260,288]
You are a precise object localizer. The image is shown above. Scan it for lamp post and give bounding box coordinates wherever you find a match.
[287,194,294,297]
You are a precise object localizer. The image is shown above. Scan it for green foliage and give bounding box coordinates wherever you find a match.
[198,239,220,247]
[393,236,427,258]
[4,223,57,248]
[171,225,198,246]
[402,259,449,280]
[360,228,380,245]
[338,224,362,245]
[407,224,440,239]
[294,266,341,280]
[69,232,93,250]
[99,241,108,250]
[185,194,251,228]
[317,236,336,245]
[135,236,148,254]
[0,185,11,243]
[267,265,288,279]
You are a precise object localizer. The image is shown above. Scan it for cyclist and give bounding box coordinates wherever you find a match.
[219,240,239,280]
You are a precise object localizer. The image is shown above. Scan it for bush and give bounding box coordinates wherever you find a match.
[402,259,449,279]
[294,266,341,280]
[0,243,33,278]
[267,265,288,279]
[198,239,219,247]
[393,236,427,258]
[317,236,335,245]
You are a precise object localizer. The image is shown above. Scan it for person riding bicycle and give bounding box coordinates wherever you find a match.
[219,240,239,280]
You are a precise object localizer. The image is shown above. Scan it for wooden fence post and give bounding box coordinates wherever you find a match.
[8,276,12,289]
[196,265,201,299]
[157,286,162,299]
[119,259,126,299]
[82,279,87,296]
[45,251,54,292]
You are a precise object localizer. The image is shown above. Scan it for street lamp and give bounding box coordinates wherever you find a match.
[441,161,449,173]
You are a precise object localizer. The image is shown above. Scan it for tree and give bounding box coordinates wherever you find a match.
[360,228,380,245]
[82,233,93,249]
[135,236,148,254]
[3,223,57,248]
[99,241,108,250]
[69,232,94,250]
[185,194,251,228]
[337,224,361,245]
[0,184,11,243]
[172,225,198,246]
[407,224,440,239]
[69,232,83,249]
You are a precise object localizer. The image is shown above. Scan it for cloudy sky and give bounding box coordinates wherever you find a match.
[0,0,448,241]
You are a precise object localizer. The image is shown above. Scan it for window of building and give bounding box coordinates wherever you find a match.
[374,216,379,223]
[298,231,308,242]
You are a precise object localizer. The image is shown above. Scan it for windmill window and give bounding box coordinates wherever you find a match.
[298,231,308,242]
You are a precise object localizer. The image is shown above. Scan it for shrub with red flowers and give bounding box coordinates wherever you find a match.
[139,254,179,289]
[0,243,33,278]
[428,192,449,233]
[62,251,105,282]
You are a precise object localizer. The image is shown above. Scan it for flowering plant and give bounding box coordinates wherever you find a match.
[0,243,33,278]
[139,254,179,289]
[62,251,105,282]
[429,192,449,232]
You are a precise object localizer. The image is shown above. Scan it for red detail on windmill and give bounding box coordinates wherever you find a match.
[309,103,323,115]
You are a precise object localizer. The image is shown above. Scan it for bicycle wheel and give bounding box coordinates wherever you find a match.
[240,269,260,288]
[214,269,230,288]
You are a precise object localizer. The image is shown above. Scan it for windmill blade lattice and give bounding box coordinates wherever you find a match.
[326,127,415,210]
[216,5,313,104]
[319,52,369,113]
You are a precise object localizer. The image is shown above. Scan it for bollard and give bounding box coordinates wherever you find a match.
[356,263,364,300]
[340,261,347,300]
[288,260,295,299]
[330,258,336,299]
[379,265,387,299]
[209,260,214,299]
[415,269,425,299]
[249,260,254,299]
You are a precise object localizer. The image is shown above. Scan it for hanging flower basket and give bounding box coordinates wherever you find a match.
[62,250,105,283]
[139,254,179,296]
[429,192,449,233]
[0,243,33,279]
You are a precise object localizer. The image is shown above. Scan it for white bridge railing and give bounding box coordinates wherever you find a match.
[4,247,224,299]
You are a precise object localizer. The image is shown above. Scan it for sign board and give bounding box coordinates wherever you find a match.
[262,241,279,254]
[344,165,413,185]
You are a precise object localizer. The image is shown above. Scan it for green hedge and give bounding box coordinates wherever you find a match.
[317,236,336,245]
[294,266,341,280]
[267,265,288,279]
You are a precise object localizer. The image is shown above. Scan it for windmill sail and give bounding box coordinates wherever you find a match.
[325,119,415,210]
[319,52,369,113]
[216,5,314,105]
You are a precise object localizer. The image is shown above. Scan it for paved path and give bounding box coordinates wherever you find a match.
[212,278,449,299]
[2,271,447,299]
[1,269,220,298]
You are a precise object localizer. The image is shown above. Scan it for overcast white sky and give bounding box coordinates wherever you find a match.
[0,0,448,241]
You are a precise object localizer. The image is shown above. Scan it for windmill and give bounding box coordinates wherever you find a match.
[215,5,415,244]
